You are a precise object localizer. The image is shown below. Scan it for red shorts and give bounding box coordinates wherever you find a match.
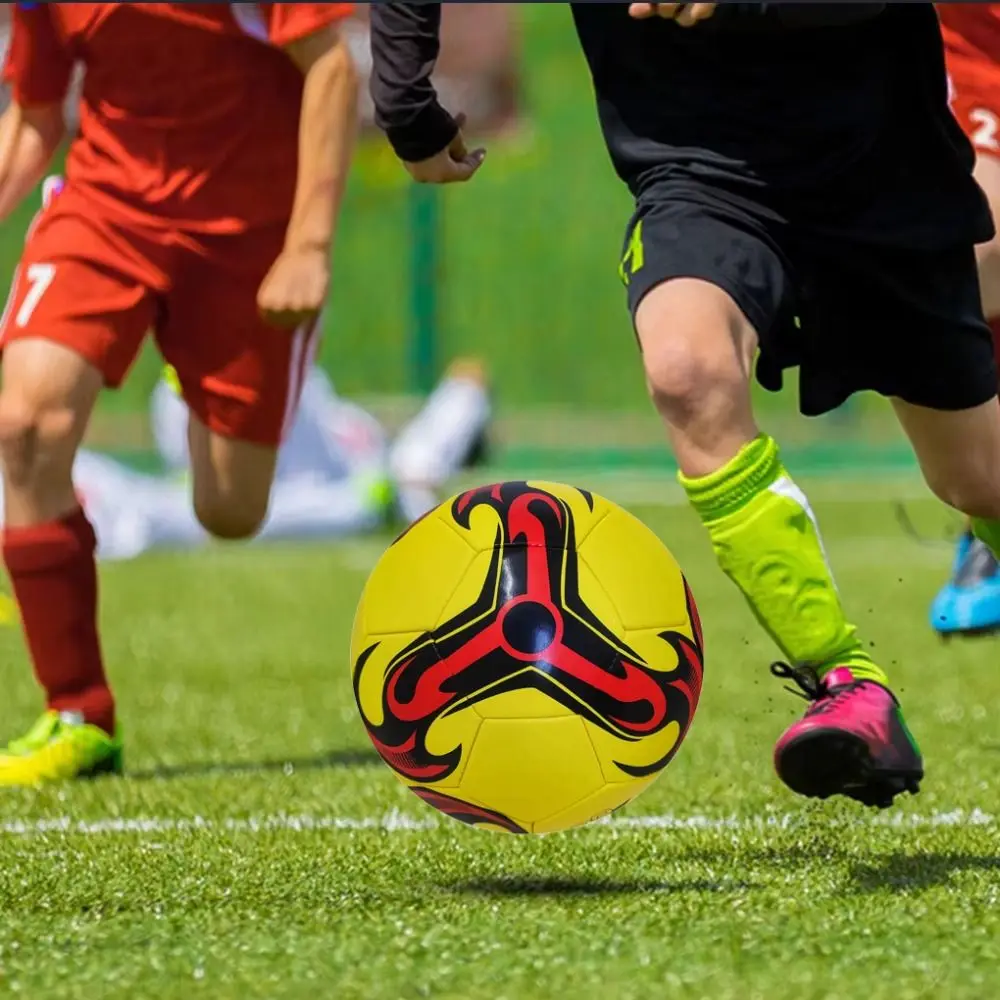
[948,48,1000,157]
[0,185,318,447]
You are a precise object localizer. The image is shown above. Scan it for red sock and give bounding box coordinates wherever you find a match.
[3,508,115,734]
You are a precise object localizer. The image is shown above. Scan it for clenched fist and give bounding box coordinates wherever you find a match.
[257,246,329,329]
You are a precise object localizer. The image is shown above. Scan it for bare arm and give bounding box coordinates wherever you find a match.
[369,3,484,183]
[0,3,72,220]
[0,101,65,222]
[282,23,358,254]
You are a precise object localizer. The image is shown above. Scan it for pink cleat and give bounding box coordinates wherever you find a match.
[772,663,923,809]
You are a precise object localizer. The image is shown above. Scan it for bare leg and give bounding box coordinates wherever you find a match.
[187,415,277,540]
[0,339,114,734]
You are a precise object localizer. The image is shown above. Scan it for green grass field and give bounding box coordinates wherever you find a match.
[0,472,997,1000]
[0,8,994,993]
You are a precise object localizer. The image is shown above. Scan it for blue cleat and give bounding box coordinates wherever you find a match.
[930,531,1000,636]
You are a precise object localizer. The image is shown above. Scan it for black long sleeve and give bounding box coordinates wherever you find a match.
[369,3,458,163]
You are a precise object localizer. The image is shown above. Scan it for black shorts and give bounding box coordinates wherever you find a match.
[620,183,998,416]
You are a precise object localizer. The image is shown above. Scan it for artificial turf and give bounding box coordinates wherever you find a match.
[0,474,996,1000]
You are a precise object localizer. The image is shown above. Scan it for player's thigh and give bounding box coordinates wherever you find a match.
[972,153,1000,318]
[0,340,103,486]
[185,421,279,539]
[0,221,156,480]
[161,233,319,537]
[624,198,787,390]
[973,152,1000,227]
[622,195,788,471]
[894,398,1000,519]
[845,243,1000,517]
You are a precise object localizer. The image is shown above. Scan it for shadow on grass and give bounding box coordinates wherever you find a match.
[446,876,755,897]
[683,845,849,867]
[848,853,1000,893]
[644,842,1000,895]
[128,748,381,781]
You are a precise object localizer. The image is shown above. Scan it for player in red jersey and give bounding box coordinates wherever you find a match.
[0,3,358,783]
[931,3,1000,636]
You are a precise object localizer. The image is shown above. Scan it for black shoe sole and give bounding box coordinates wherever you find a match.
[776,728,923,810]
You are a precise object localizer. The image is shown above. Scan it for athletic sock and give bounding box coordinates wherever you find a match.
[679,434,887,685]
[3,508,115,734]
[971,517,1000,562]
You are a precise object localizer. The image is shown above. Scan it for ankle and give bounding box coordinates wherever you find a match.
[51,689,115,735]
[817,648,888,687]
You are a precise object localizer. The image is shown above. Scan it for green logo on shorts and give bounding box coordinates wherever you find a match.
[619,219,644,286]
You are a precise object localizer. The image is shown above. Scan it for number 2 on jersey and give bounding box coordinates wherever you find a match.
[971,108,1000,153]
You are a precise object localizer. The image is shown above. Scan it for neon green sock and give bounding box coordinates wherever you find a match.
[680,434,887,684]
[971,517,1000,560]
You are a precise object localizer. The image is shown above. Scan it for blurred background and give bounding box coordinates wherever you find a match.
[0,3,915,481]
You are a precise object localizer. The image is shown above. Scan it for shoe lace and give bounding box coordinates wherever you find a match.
[770,662,869,716]
[770,661,825,701]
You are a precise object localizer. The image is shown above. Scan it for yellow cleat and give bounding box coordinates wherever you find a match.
[0,711,123,786]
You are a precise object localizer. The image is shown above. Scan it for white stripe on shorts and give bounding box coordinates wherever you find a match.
[1,176,64,343]
[0,264,22,343]
[280,315,321,443]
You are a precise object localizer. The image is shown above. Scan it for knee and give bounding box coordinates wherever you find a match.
[640,322,753,438]
[192,492,268,541]
[0,393,76,488]
[642,338,749,428]
[636,280,756,431]
[187,433,277,541]
[193,480,268,542]
[925,474,1000,521]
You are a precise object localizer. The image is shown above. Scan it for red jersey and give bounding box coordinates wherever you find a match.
[938,3,1000,63]
[2,3,352,232]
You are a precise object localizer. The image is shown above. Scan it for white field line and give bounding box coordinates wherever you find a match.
[0,808,994,838]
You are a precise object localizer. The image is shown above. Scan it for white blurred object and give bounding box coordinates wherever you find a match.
[389,360,491,490]
[63,449,386,561]
[149,379,189,473]
[394,484,440,525]
[72,451,175,562]
[151,366,389,485]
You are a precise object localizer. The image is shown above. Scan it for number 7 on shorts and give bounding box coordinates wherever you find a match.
[15,263,56,328]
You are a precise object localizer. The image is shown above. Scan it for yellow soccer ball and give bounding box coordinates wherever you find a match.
[351,481,704,834]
